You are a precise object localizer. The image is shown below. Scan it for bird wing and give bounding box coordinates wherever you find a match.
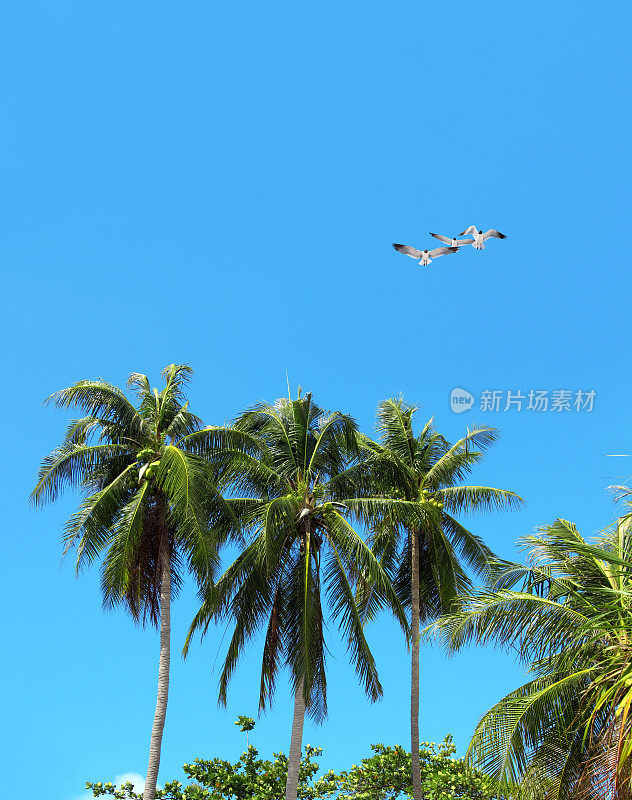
[459,225,477,236]
[393,243,423,259]
[429,246,459,258]
[429,232,452,245]
[482,229,506,241]
[455,237,475,246]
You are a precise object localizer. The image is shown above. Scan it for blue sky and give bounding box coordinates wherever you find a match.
[2,1,631,796]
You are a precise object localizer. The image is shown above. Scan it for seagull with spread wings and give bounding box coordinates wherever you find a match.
[392,242,458,266]
[458,226,506,250]
[429,232,476,248]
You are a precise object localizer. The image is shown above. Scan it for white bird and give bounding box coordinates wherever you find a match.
[429,232,476,248]
[392,243,458,266]
[458,226,507,250]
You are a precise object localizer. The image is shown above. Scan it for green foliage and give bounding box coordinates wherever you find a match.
[29,364,230,627]
[332,737,498,800]
[431,508,632,799]
[86,737,497,800]
[86,744,337,800]
[346,400,520,800]
[340,398,521,625]
[234,715,255,733]
[185,393,408,722]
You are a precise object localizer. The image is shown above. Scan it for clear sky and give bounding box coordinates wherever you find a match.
[2,1,631,797]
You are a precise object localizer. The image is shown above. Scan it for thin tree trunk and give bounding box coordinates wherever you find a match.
[411,530,422,800]
[143,532,171,800]
[285,679,306,800]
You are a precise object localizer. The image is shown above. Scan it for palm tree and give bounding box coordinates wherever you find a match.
[184,393,408,800]
[339,398,522,800]
[431,506,632,800]
[30,365,227,800]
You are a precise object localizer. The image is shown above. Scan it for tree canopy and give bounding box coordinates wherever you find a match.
[431,505,632,800]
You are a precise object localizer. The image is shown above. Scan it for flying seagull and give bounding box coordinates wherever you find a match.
[392,243,458,266]
[429,232,476,247]
[458,226,507,250]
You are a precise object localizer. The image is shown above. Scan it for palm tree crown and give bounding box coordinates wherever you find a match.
[432,507,632,800]
[31,364,221,619]
[186,392,407,719]
[339,399,522,619]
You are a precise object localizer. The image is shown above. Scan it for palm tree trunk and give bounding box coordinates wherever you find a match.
[411,530,422,800]
[143,529,171,800]
[285,679,306,800]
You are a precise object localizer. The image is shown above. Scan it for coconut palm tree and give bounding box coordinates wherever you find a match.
[431,506,632,800]
[30,365,228,800]
[337,398,522,800]
[184,393,409,800]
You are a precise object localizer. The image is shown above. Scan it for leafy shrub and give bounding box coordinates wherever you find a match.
[87,735,498,800]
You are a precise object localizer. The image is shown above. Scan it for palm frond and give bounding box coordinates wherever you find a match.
[30,443,132,506]
[100,482,152,623]
[376,398,418,466]
[441,485,523,514]
[63,462,137,570]
[424,426,499,487]
[324,539,383,701]
[47,380,145,437]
